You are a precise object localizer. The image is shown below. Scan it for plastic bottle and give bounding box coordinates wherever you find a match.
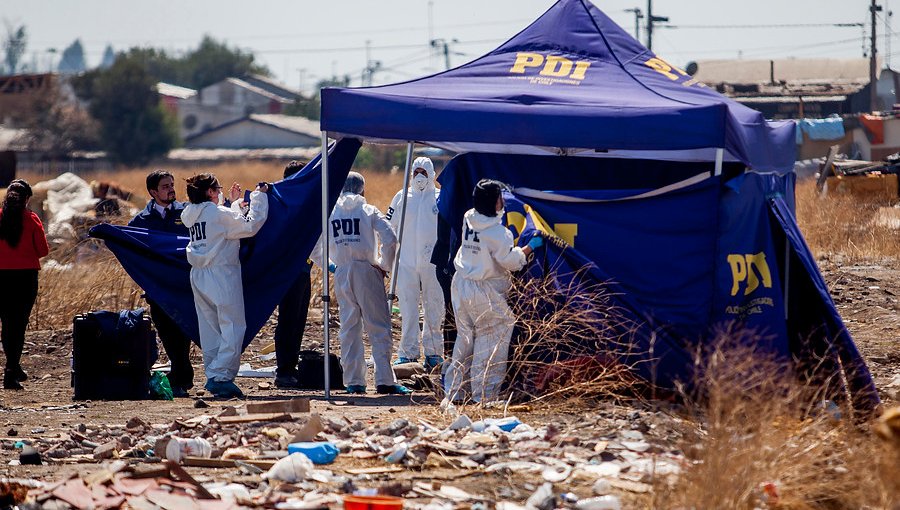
[164,436,212,463]
[384,443,408,463]
[576,496,622,510]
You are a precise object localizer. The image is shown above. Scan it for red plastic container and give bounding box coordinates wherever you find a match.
[343,495,403,510]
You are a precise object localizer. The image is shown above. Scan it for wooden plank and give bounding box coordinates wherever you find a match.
[181,457,277,469]
[215,413,295,424]
[344,466,404,475]
[816,144,840,193]
[246,399,310,414]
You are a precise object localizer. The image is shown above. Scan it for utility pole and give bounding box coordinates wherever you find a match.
[646,0,669,51]
[430,38,458,70]
[362,40,382,86]
[871,0,883,112]
[624,8,643,40]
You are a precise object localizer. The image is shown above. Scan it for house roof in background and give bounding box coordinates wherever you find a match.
[691,58,879,85]
[156,82,197,99]
[184,113,319,142]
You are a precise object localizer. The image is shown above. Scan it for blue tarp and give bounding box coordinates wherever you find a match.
[89,138,362,348]
[321,0,795,172]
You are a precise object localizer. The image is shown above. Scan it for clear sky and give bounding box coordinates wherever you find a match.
[3,0,883,94]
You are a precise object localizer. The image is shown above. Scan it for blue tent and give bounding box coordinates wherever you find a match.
[320,0,877,411]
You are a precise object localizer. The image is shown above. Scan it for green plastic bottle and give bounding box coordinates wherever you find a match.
[150,371,174,400]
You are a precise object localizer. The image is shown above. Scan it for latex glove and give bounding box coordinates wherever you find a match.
[328,263,337,273]
[527,236,544,251]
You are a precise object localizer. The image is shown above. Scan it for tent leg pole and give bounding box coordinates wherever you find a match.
[388,142,415,302]
[714,148,724,176]
[320,132,332,401]
[784,243,790,320]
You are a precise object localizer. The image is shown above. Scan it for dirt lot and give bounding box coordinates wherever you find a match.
[2,168,899,508]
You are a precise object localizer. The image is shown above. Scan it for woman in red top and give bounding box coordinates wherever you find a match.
[0,179,49,390]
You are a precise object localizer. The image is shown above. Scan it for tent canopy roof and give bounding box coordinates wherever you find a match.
[320,0,795,172]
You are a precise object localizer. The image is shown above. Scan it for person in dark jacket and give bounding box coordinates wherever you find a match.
[274,161,313,389]
[0,179,49,390]
[128,170,195,397]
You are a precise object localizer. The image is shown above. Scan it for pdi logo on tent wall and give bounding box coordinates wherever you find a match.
[727,252,773,296]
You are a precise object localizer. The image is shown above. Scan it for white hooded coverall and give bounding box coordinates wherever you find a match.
[318,193,399,388]
[444,208,527,403]
[386,157,445,360]
[181,192,268,382]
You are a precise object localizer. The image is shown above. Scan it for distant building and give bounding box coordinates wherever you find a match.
[176,75,302,139]
[688,58,899,118]
[0,73,56,124]
[156,82,196,116]
[184,114,319,149]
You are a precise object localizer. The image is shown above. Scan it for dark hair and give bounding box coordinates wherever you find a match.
[0,179,33,248]
[185,173,218,204]
[283,160,304,179]
[146,170,174,192]
[472,179,504,217]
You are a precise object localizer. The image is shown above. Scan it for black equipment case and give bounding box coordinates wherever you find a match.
[296,350,344,390]
[72,309,156,400]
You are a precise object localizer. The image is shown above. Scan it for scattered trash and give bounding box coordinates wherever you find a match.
[576,495,622,510]
[263,452,314,482]
[287,442,339,464]
[164,436,212,463]
[384,443,408,464]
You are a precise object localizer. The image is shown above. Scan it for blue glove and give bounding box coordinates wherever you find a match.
[328,263,337,273]
[527,236,544,251]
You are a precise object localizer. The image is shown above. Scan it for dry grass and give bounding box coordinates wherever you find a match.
[654,327,900,509]
[796,178,900,261]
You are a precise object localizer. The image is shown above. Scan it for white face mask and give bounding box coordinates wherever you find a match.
[413,173,428,191]
[217,191,225,206]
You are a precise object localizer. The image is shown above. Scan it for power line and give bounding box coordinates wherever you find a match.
[662,22,865,29]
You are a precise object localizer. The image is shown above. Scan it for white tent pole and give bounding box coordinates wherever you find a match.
[714,148,724,176]
[320,132,332,400]
[388,142,415,301]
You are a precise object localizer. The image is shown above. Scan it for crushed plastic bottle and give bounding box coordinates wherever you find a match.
[576,495,622,510]
[384,442,408,463]
[287,442,339,464]
[150,371,174,400]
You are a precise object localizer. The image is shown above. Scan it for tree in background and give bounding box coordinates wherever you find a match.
[57,39,86,74]
[24,83,101,157]
[87,56,179,165]
[99,44,115,69]
[3,22,27,75]
[182,35,268,89]
[284,75,351,120]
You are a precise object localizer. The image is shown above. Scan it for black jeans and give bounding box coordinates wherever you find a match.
[274,271,312,378]
[435,266,457,357]
[147,299,194,390]
[0,269,38,379]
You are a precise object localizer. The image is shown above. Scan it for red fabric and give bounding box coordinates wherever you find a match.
[0,210,49,270]
[860,114,885,145]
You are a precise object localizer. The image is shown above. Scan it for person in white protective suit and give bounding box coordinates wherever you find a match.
[385,157,445,369]
[442,179,543,405]
[313,172,412,395]
[181,173,269,399]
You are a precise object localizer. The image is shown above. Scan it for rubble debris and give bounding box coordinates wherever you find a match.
[2,400,694,509]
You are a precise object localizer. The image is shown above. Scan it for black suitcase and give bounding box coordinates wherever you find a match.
[72,309,156,400]
[296,350,344,390]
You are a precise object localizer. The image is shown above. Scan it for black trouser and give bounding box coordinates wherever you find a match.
[0,269,38,380]
[274,271,312,378]
[435,267,457,357]
[147,299,194,390]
